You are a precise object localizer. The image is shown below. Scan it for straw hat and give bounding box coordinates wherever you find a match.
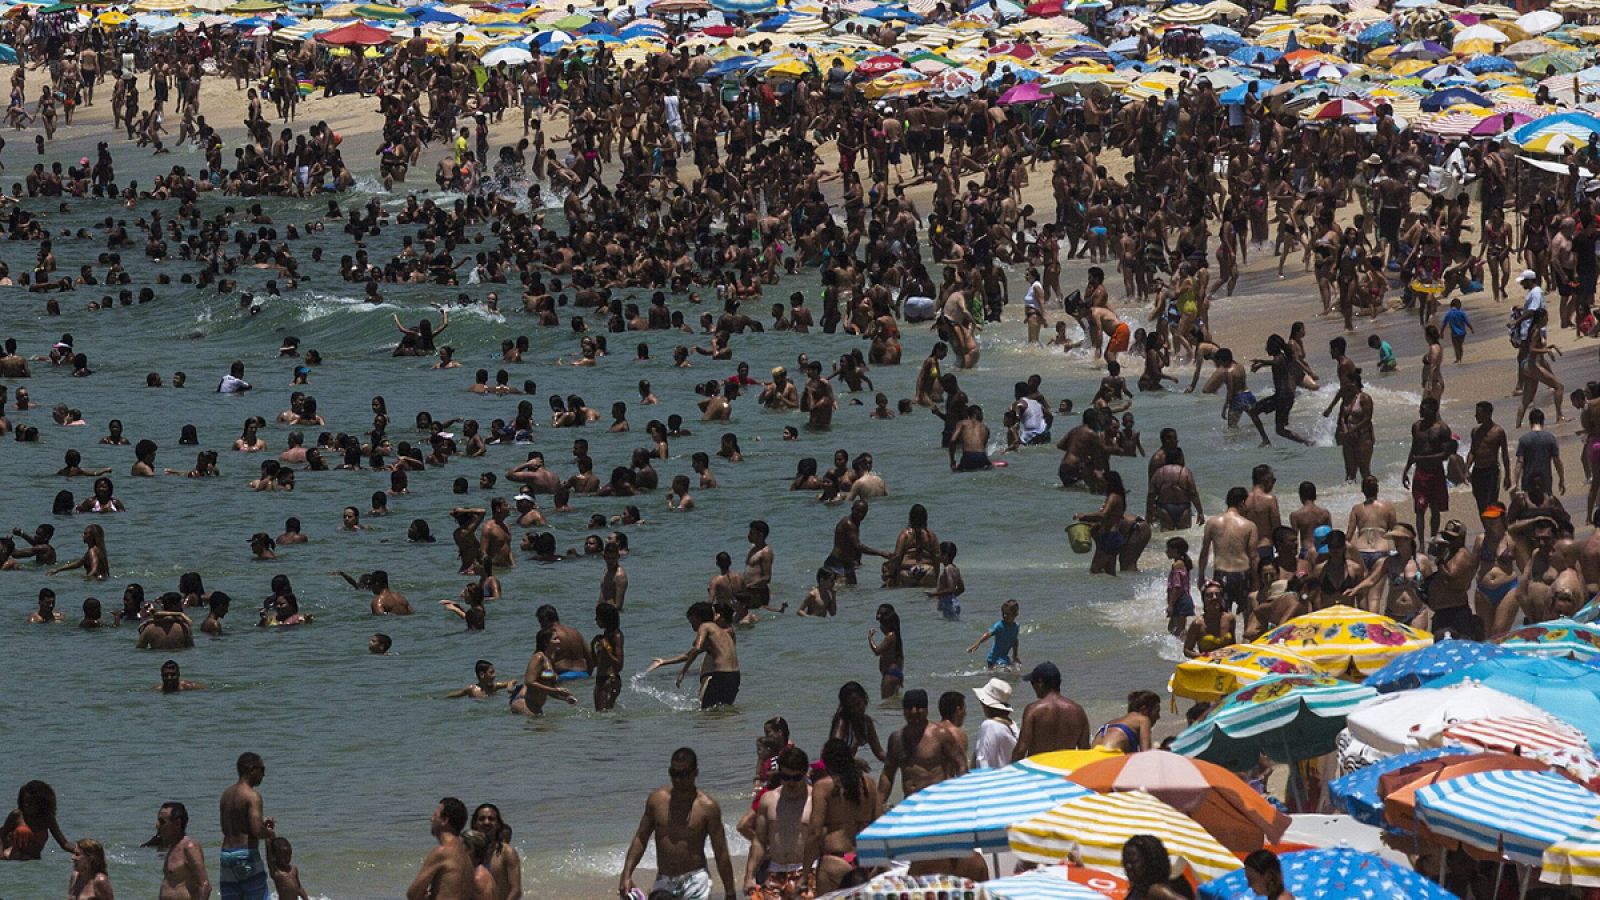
[972,677,1013,714]
[1385,523,1417,542]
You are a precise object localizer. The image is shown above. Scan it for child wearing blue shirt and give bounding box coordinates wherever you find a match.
[967,599,1021,668]
[1368,333,1397,373]
[1441,297,1473,363]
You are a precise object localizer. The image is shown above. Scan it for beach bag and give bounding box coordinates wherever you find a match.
[1066,522,1094,554]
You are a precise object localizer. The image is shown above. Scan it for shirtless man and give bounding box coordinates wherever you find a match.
[1240,465,1283,564]
[405,797,472,900]
[1427,521,1480,639]
[1403,396,1453,538]
[825,501,889,586]
[1468,400,1513,515]
[152,802,210,900]
[1147,447,1202,531]
[504,453,560,494]
[480,498,515,571]
[1198,487,1260,619]
[1494,517,1579,635]
[758,367,800,410]
[648,601,741,709]
[535,605,591,676]
[1056,409,1109,490]
[743,746,815,899]
[1010,662,1090,760]
[949,405,993,471]
[738,521,773,609]
[619,747,737,900]
[1288,481,1333,561]
[1202,348,1270,445]
[600,541,628,607]
[879,689,967,802]
[219,752,273,900]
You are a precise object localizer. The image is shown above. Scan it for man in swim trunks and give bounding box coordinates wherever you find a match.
[1198,486,1260,619]
[219,752,272,900]
[825,501,890,586]
[648,601,741,709]
[1403,396,1453,539]
[949,405,993,472]
[1202,348,1270,446]
[620,747,737,900]
[1055,409,1108,490]
[743,746,815,899]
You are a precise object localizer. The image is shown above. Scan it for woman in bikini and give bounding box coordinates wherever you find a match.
[1336,370,1375,482]
[883,504,940,588]
[812,738,881,895]
[868,604,905,699]
[1092,690,1160,752]
[591,602,624,712]
[510,630,579,716]
[1074,471,1129,576]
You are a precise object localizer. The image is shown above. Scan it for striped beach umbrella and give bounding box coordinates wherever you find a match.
[1014,748,1124,778]
[1249,605,1431,675]
[1199,848,1457,899]
[1169,645,1319,704]
[1436,714,1592,754]
[1496,618,1600,660]
[855,765,1089,865]
[1009,790,1243,881]
[981,869,1117,900]
[1416,768,1600,865]
[1329,747,1471,827]
[1544,816,1600,887]
[1171,675,1376,769]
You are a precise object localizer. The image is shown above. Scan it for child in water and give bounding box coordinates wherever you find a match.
[1368,334,1398,373]
[927,541,964,620]
[967,599,1021,669]
[796,567,838,617]
[1165,537,1194,638]
[267,836,310,900]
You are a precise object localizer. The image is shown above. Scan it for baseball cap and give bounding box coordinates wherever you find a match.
[1520,269,1538,282]
[902,689,928,709]
[1026,661,1060,684]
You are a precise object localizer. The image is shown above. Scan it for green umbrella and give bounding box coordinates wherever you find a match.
[1520,50,1586,75]
[226,0,285,12]
[1169,674,1377,771]
[353,3,409,21]
[554,13,591,31]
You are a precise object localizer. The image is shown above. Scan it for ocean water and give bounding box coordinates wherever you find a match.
[0,182,1427,898]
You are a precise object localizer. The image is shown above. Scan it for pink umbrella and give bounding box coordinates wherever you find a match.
[1470,110,1534,136]
[999,82,1050,105]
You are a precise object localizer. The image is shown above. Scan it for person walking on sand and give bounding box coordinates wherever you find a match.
[619,748,737,900]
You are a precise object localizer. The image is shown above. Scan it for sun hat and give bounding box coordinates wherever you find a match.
[972,678,1013,714]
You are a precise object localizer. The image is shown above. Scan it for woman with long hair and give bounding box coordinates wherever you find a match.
[813,737,881,894]
[868,605,905,699]
[49,524,109,579]
[1075,470,1129,575]
[828,681,885,763]
[67,838,112,899]
[0,780,74,860]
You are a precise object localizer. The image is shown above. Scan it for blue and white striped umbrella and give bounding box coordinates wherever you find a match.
[1364,640,1509,693]
[982,868,1111,900]
[1416,768,1600,865]
[855,765,1089,865]
[709,0,776,12]
[1328,747,1470,827]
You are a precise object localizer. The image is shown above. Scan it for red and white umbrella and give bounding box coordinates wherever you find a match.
[855,53,905,76]
[1437,714,1589,755]
[1306,97,1375,119]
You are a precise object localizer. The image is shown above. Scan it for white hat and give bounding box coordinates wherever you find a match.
[972,678,1013,714]
[513,492,536,503]
[1519,269,1538,283]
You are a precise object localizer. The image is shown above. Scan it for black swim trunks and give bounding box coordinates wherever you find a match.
[700,671,741,709]
[1213,569,1250,615]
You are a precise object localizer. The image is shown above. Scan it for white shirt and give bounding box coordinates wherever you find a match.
[217,374,250,394]
[974,717,1019,769]
[1018,397,1047,443]
[1023,280,1043,311]
[1524,285,1545,313]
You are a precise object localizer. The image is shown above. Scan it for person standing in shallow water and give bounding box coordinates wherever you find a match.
[619,747,737,900]
[219,752,272,900]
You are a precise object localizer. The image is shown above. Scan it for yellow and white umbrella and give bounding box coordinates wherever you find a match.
[1156,3,1214,23]
[1524,131,1589,154]
[1008,790,1244,881]
[1169,644,1321,703]
[1248,604,1432,676]
[1543,816,1600,888]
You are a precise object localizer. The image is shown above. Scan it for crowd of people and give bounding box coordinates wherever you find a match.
[5,0,1600,895]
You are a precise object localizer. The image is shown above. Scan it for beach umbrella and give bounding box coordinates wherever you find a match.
[830,874,982,899]
[1435,715,1600,777]
[1454,22,1509,45]
[1024,0,1062,15]
[1380,751,1552,836]
[1512,109,1600,144]
[703,54,755,77]
[1470,110,1534,136]
[1010,790,1242,880]
[1157,3,1213,23]
[1014,748,1125,778]
[981,869,1118,900]
[1495,618,1600,660]
[1416,768,1600,865]
[1364,640,1508,693]
[862,4,920,21]
[481,43,533,64]
[1248,605,1431,675]
[855,53,903,75]
[709,0,774,11]
[1329,747,1472,827]
[1199,848,1456,899]
[1465,53,1516,73]
[1230,45,1281,64]
[1346,682,1560,754]
[998,81,1049,103]
[1168,644,1317,703]
[1356,20,1394,44]
[1522,50,1587,74]
[318,21,390,43]
[855,765,1090,864]
[1432,654,1600,749]
[1543,816,1600,888]
[1517,8,1564,34]
[1066,750,1289,853]
[931,67,984,96]
[1217,78,1281,104]
[1392,39,1449,59]
[1169,675,1377,770]
[1303,96,1375,120]
[1422,86,1492,111]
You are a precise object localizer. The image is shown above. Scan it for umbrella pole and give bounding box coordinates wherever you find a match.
[1519,864,1532,900]
[1493,856,1505,896]
[1437,847,1446,882]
